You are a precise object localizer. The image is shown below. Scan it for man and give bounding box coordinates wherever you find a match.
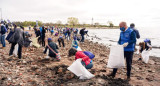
[80,28,86,42]
[130,23,140,39]
[0,22,7,49]
[58,36,65,47]
[108,22,136,80]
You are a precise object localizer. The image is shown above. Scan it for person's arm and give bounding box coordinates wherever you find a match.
[43,46,48,54]
[56,44,59,49]
[128,31,136,44]
[118,35,121,45]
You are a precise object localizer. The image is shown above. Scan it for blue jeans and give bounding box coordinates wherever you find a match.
[81,61,93,69]
[81,35,84,42]
[1,34,6,47]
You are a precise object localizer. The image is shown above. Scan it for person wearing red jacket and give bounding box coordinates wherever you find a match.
[68,48,93,69]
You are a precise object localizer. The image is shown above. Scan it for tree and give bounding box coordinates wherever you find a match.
[56,20,62,26]
[67,17,79,27]
[107,21,114,27]
[94,22,99,27]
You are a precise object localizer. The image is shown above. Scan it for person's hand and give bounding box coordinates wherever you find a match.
[123,42,128,47]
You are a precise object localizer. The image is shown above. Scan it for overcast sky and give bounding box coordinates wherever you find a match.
[0,0,160,27]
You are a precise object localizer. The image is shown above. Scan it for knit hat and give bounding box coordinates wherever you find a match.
[48,38,52,41]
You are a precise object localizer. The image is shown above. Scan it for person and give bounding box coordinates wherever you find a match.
[138,39,152,60]
[72,36,79,49]
[41,26,46,47]
[51,30,54,35]
[8,25,25,59]
[108,22,136,80]
[80,28,86,42]
[68,48,93,69]
[55,32,59,36]
[43,38,59,59]
[24,31,32,47]
[0,22,7,49]
[130,23,140,39]
[66,28,71,41]
[58,36,65,47]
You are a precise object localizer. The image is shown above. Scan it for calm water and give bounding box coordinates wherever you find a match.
[87,27,160,57]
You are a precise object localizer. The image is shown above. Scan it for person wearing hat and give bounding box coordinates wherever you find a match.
[138,39,152,60]
[58,36,65,47]
[43,38,59,58]
[72,36,79,49]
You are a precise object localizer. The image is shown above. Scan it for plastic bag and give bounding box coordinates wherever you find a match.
[32,37,40,48]
[13,44,18,57]
[77,46,82,51]
[67,59,95,79]
[142,50,150,63]
[107,45,125,68]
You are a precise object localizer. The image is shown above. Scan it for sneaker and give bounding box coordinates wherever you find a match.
[107,73,115,78]
[127,76,131,81]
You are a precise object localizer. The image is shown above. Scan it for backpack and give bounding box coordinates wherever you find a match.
[83,51,95,59]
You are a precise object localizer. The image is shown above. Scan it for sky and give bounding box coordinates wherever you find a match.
[0,0,160,28]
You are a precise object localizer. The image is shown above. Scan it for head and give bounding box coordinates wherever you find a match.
[119,22,128,31]
[68,48,78,57]
[130,23,135,28]
[48,38,52,43]
[74,36,77,40]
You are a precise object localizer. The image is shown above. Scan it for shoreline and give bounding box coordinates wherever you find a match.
[0,30,160,85]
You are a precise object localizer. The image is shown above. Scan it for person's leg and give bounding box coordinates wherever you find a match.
[81,35,84,42]
[9,43,16,56]
[58,40,61,47]
[0,34,1,44]
[62,40,65,47]
[125,51,134,78]
[1,34,6,47]
[18,44,22,59]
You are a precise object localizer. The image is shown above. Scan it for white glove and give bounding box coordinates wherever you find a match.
[123,42,128,47]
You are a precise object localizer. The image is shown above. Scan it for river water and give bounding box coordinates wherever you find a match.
[87,27,160,57]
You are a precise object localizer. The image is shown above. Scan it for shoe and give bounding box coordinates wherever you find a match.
[127,76,131,81]
[107,73,115,78]
[138,58,142,61]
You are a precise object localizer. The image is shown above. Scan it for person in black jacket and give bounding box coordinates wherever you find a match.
[43,38,59,58]
[58,36,65,47]
[80,28,86,42]
[41,26,46,47]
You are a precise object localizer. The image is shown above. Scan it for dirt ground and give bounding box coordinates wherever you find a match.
[0,29,160,86]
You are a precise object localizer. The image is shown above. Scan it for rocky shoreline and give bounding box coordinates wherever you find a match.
[0,30,160,86]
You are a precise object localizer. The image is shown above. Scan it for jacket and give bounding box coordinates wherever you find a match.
[75,51,91,65]
[118,28,136,51]
[44,42,59,56]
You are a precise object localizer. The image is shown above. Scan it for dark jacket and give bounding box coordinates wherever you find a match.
[130,27,140,39]
[0,25,7,34]
[44,42,59,57]
[8,28,25,46]
[80,29,85,35]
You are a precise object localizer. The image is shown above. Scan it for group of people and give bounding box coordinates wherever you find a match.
[0,20,152,81]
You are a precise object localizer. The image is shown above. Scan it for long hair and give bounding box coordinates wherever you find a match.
[68,48,78,57]
[139,42,145,50]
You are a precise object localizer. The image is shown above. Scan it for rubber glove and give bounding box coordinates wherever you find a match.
[123,42,128,47]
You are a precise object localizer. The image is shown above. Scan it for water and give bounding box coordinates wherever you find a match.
[87,27,160,57]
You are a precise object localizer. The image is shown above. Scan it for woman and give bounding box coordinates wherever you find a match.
[68,48,93,69]
[138,39,152,60]
[43,38,59,59]
[41,26,46,47]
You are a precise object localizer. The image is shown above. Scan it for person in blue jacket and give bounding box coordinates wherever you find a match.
[0,22,7,49]
[108,22,136,81]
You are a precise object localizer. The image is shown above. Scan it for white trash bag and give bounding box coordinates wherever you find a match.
[13,44,18,57]
[107,45,125,68]
[77,46,82,51]
[67,59,95,79]
[45,49,50,59]
[142,50,150,63]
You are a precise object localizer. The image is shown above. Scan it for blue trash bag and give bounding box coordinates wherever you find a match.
[83,51,95,59]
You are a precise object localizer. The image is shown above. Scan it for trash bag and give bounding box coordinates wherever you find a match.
[142,50,150,63]
[32,37,40,48]
[77,46,82,51]
[83,51,95,59]
[13,44,18,57]
[107,45,125,68]
[67,59,95,79]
